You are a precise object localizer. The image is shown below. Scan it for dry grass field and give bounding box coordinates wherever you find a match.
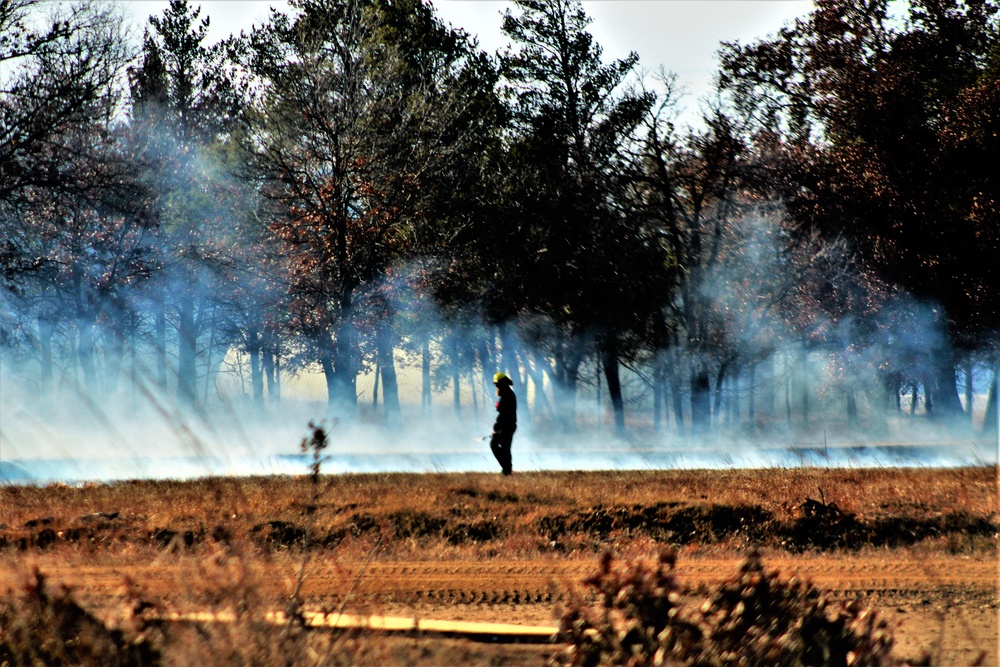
[1,467,997,665]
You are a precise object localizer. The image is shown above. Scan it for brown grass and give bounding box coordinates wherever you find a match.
[0,467,996,665]
[1,467,995,562]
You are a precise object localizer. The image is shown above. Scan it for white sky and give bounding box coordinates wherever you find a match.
[122,0,813,118]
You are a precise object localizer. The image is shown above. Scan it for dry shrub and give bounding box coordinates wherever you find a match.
[553,550,896,666]
[0,557,377,666]
[0,569,163,666]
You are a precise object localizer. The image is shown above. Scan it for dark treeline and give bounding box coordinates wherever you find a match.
[1,0,998,441]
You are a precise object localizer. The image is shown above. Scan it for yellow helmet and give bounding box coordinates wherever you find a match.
[493,372,510,384]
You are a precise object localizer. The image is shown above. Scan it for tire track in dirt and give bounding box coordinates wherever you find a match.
[306,556,997,604]
[9,554,993,607]
[3,555,995,664]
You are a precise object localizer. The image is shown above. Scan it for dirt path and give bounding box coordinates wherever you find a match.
[22,553,993,602]
[8,553,996,664]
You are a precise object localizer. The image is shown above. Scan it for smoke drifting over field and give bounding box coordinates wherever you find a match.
[1,0,997,485]
[1,190,997,484]
[1,174,996,483]
[1,283,996,485]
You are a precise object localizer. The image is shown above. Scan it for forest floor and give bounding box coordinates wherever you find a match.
[1,467,997,665]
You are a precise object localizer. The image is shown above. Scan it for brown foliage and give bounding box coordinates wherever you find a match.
[0,569,162,666]
[552,550,896,666]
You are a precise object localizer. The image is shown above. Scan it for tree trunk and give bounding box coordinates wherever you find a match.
[497,324,527,421]
[104,319,125,395]
[329,316,358,416]
[130,312,138,410]
[964,361,974,424]
[451,336,461,414]
[421,335,431,415]
[155,300,167,390]
[931,355,963,418]
[889,371,903,414]
[757,356,775,424]
[846,391,858,425]
[982,365,997,434]
[38,315,55,401]
[262,336,280,403]
[248,324,263,406]
[689,360,711,434]
[712,360,730,428]
[799,349,809,427]
[595,355,602,429]
[552,337,584,428]
[382,358,402,428]
[600,335,625,436]
[177,294,198,407]
[520,349,553,417]
[724,373,733,427]
[497,323,514,381]
[77,319,99,400]
[732,366,741,425]
[273,351,281,402]
[668,350,685,436]
[653,354,665,431]
[552,361,579,426]
[476,337,494,411]
[748,364,757,428]
[785,373,792,427]
[376,319,401,428]
[320,347,336,413]
[202,307,218,406]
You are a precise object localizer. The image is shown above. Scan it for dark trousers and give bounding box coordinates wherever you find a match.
[490,428,515,474]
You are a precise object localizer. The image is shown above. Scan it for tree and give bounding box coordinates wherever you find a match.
[237,0,497,418]
[0,1,148,405]
[0,1,129,205]
[719,0,1000,420]
[129,0,246,409]
[635,97,758,434]
[497,0,664,432]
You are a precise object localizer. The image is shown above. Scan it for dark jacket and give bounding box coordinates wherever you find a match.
[493,384,517,432]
